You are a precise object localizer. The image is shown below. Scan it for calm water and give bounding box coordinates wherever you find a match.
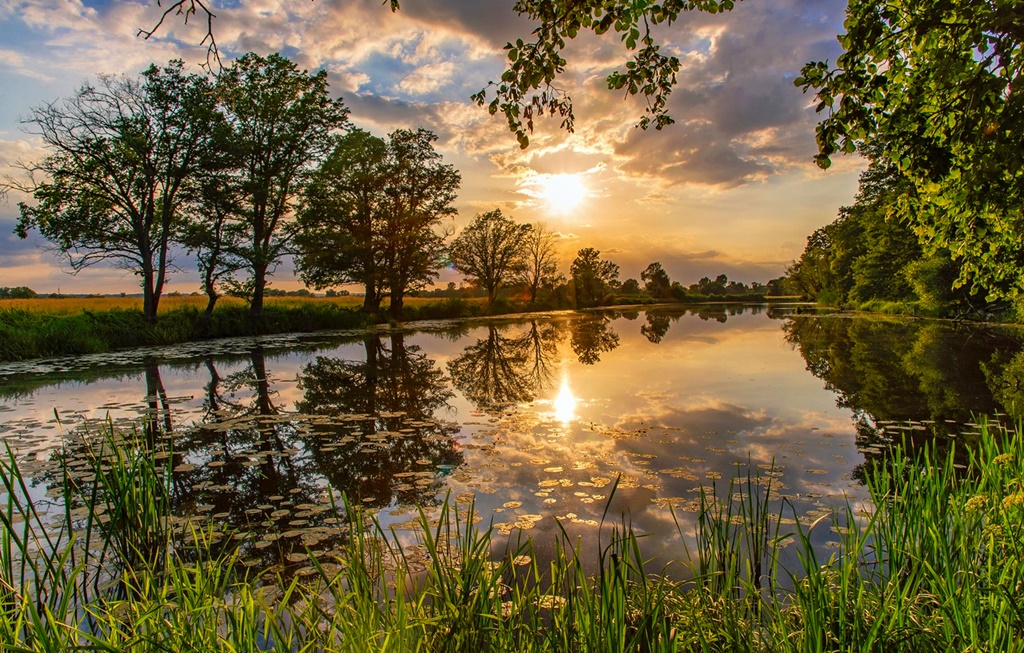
[2,305,1023,575]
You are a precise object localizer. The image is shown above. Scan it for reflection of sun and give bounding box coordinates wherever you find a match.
[538,174,587,214]
[554,375,577,424]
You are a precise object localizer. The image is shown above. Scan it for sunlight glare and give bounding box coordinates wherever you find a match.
[540,174,587,214]
[553,375,577,424]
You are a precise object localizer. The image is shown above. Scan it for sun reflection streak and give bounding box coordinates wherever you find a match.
[554,375,577,424]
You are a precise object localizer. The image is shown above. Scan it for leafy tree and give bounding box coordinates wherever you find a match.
[378,128,460,318]
[570,315,620,364]
[522,221,560,303]
[147,0,741,146]
[0,287,37,299]
[294,129,389,312]
[798,0,1024,302]
[620,278,641,295]
[641,262,672,299]
[449,209,531,305]
[570,247,619,308]
[14,61,219,322]
[214,52,349,320]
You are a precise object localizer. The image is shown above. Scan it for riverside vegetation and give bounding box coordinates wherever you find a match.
[2,418,1022,652]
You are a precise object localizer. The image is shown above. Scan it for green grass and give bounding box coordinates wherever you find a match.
[2,420,1023,651]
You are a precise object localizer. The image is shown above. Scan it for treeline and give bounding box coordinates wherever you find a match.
[0,287,37,299]
[10,52,777,327]
[783,152,1003,318]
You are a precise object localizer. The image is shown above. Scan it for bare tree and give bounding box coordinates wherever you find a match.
[522,221,559,303]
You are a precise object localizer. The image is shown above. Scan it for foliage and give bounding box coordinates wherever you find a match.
[470,0,741,147]
[294,129,390,312]
[798,0,1024,303]
[449,209,532,304]
[785,156,988,315]
[641,261,673,299]
[570,247,620,308]
[13,61,220,323]
[376,128,461,319]
[0,287,36,299]
[213,52,349,319]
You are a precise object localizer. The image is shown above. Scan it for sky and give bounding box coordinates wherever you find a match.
[0,0,865,294]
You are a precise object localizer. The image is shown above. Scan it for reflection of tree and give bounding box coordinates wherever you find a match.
[143,359,172,446]
[160,338,462,575]
[785,316,1018,429]
[570,316,620,365]
[785,316,1024,485]
[640,313,672,343]
[447,321,563,410]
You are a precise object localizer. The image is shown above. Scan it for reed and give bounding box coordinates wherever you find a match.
[1,420,1022,651]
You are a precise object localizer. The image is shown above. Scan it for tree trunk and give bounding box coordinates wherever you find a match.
[249,264,267,321]
[388,288,404,320]
[362,280,381,313]
[142,264,159,324]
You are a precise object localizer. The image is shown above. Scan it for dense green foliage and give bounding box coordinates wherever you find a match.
[295,128,460,318]
[799,0,1024,305]
[4,415,1023,650]
[785,157,994,316]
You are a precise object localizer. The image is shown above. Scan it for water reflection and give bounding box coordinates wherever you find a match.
[3,306,1023,576]
[447,321,563,410]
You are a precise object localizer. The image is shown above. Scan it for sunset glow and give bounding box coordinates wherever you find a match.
[553,375,578,424]
[538,174,588,215]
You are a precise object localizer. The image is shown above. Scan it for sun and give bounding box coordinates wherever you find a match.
[538,174,588,214]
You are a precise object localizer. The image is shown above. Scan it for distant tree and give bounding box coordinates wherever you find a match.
[378,128,460,318]
[521,221,559,303]
[570,247,619,308]
[0,287,37,299]
[449,209,530,305]
[641,262,672,299]
[620,278,641,295]
[213,52,349,321]
[13,61,219,323]
[294,129,389,312]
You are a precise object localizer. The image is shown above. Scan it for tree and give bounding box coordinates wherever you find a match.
[798,0,1024,302]
[449,209,531,305]
[570,247,619,308]
[521,221,560,303]
[214,52,349,320]
[146,1,741,146]
[641,261,672,299]
[14,61,219,323]
[378,128,460,318]
[294,129,389,312]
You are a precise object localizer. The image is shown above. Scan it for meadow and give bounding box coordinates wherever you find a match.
[2,420,1022,652]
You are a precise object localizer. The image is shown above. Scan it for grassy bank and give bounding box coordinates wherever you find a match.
[2,420,1022,651]
[0,296,513,362]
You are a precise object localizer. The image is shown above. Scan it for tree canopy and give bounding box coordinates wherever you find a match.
[449,209,531,305]
[15,61,220,322]
[798,0,1024,303]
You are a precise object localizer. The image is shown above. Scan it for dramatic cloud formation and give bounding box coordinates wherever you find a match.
[0,0,863,293]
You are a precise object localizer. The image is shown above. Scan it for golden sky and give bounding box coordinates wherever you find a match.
[0,0,864,294]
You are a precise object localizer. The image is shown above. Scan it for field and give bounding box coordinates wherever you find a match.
[0,293,482,316]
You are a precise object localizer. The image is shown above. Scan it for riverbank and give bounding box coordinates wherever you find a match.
[0,295,524,362]
[2,419,1020,651]
[0,294,785,363]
